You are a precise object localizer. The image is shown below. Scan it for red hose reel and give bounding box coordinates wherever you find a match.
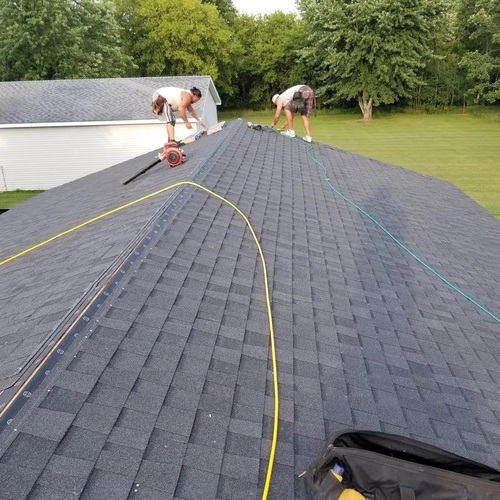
[161,141,185,168]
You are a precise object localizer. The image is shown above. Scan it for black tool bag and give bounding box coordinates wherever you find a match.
[291,90,305,113]
[303,430,500,499]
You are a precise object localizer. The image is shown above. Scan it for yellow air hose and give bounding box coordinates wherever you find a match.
[0,181,279,500]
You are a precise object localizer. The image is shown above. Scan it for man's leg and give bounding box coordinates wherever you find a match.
[301,115,311,137]
[167,123,175,142]
[165,104,176,142]
[300,87,314,140]
[284,109,295,131]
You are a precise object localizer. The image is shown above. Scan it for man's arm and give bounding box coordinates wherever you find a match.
[270,100,283,128]
[177,91,193,129]
[179,91,206,129]
[186,103,206,128]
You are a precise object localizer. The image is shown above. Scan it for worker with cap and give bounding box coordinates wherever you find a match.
[151,86,206,142]
[270,84,315,143]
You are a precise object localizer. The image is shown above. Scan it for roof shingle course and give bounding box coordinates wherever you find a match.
[0,76,217,125]
[1,120,500,499]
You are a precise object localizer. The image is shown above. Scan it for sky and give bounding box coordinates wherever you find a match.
[232,0,298,16]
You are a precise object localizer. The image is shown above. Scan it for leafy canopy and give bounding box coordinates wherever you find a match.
[233,12,307,106]
[0,0,135,80]
[117,0,236,77]
[298,0,448,116]
[201,0,238,24]
[456,0,500,103]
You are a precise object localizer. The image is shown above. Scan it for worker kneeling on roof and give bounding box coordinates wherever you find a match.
[152,86,206,143]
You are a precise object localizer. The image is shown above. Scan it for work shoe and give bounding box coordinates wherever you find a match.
[281,130,296,138]
[303,135,312,143]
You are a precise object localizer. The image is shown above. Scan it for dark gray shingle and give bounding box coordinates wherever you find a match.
[0,120,500,499]
[0,76,218,124]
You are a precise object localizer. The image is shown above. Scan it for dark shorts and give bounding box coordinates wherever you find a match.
[285,85,315,116]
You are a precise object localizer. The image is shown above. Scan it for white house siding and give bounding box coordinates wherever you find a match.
[0,75,221,191]
[0,120,202,191]
[200,98,219,130]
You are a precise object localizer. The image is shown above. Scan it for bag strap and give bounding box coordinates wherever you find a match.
[399,486,416,500]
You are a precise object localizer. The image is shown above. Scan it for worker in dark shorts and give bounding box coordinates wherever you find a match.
[270,85,315,143]
[151,86,206,142]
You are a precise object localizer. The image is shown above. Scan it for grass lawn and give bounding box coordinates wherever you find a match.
[0,190,44,209]
[220,109,500,220]
[2,110,499,220]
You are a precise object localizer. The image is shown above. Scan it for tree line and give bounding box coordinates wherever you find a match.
[0,0,498,119]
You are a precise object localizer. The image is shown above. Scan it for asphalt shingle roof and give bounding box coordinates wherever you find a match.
[0,76,219,124]
[1,119,500,499]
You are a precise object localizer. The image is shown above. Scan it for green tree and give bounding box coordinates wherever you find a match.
[201,0,237,24]
[230,12,307,108]
[114,0,239,97]
[414,52,468,108]
[456,0,500,103]
[0,0,135,81]
[224,14,259,108]
[411,4,468,108]
[251,12,308,106]
[298,0,448,120]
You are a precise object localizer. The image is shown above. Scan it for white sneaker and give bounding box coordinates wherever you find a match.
[281,130,296,138]
[303,136,312,143]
